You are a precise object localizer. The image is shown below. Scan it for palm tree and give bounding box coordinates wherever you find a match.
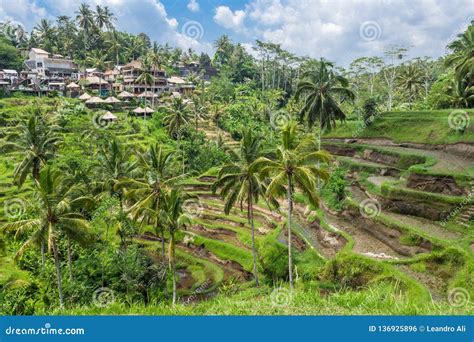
[33,19,56,52]
[396,63,424,108]
[136,59,155,109]
[252,121,330,289]
[118,144,176,295]
[446,22,473,86]
[96,138,136,207]
[212,129,269,286]
[191,94,208,131]
[147,50,162,109]
[75,2,94,56]
[86,50,110,95]
[103,6,117,31]
[1,108,62,186]
[3,167,91,308]
[295,59,355,145]
[162,97,191,173]
[106,32,122,66]
[160,188,192,304]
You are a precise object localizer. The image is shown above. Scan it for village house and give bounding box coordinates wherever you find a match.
[0,69,19,84]
[24,48,78,81]
[121,60,168,95]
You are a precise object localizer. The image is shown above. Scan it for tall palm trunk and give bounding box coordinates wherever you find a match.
[52,240,64,308]
[41,241,45,268]
[286,174,294,289]
[155,216,168,297]
[169,232,177,305]
[248,198,259,286]
[67,238,73,280]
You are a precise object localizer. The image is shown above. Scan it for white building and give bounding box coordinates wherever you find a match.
[24,48,78,80]
[0,69,19,84]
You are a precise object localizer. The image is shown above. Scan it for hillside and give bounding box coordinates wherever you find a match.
[0,97,473,316]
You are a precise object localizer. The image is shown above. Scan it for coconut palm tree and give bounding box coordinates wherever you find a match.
[118,144,176,295]
[2,167,91,308]
[162,97,191,174]
[396,63,424,108]
[136,59,156,109]
[295,59,355,143]
[446,22,473,85]
[106,31,122,66]
[96,138,136,207]
[212,129,271,286]
[147,50,162,109]
[33,19,56,52]
[75,3,94,56]
[1,108,62,187]
[252,121,330,289]
[86,50,110,96]
[95,5,115,31]
[160,187,193,304]
[191,94,208,131]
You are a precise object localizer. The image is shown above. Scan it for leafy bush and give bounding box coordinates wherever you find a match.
[322,167,347,210]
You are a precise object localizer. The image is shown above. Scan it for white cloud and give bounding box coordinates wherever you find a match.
[213,6,247,33]
[240,0,474,65]
[187,0,200,12]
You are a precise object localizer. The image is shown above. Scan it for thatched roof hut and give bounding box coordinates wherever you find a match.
[101,111,118,121]
[104,96,121,103]
[78,93,91,100]
[66,82,80,89]
[85,96,105,104]
[117,91,135,99]
[132,106,154,114]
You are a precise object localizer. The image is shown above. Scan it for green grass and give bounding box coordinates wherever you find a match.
[324,109,474,144]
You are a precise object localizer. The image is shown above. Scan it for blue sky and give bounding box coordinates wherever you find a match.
[0,0,473,66]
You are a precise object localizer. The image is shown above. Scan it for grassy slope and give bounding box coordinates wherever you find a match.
[324,110,474,144]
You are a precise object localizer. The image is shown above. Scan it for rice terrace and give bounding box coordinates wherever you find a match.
[0,0,473,317]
